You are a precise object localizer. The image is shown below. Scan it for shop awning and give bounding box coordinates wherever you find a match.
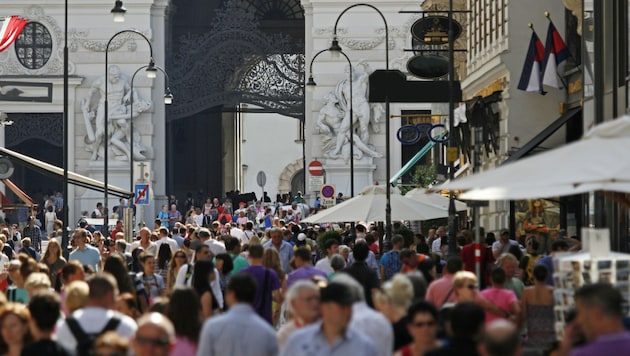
[0,147,133,198]
[0,178,36,211]
[503,107,582,164]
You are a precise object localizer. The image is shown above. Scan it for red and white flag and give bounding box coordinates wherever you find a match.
[542,21,570,89]
[517,30,546,95]
[0,16,28,53]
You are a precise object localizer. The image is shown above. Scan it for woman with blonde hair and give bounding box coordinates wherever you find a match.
[0,303,33,356]
[262,248,286,326]
[64,280,90,314]
[42,239,66,288]
[374,273,415,351]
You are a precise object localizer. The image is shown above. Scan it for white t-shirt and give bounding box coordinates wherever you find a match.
[174,263,224,309]
[155,237,178,254]
[315,257,334,275]
[128,241,157,255]
[56,307,137,352]
[204,239,226,256]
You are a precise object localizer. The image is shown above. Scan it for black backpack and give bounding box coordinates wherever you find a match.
[66,316,121,356]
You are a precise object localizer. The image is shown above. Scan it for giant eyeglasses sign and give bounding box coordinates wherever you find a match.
[397,122,449,145]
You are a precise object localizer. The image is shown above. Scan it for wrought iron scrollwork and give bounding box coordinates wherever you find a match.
[167,0,304,121]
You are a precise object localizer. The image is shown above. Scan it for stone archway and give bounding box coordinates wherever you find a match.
[277,159,303,194]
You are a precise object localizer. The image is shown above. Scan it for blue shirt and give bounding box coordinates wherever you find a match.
[196,304,278,356]
[379,250,402,282]
[157,211,169,227]
[263,240,294,273]
[172,234,185,248]
[281,321,377,356]
[69,245,101,272]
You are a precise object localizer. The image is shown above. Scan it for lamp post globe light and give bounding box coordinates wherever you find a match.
[129,64,173,192]
[104,29,155,235]
[330,3,390,244]
[307,48,354,198]
[111,0,127,23]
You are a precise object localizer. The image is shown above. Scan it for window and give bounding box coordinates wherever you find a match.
[14,22,53,70]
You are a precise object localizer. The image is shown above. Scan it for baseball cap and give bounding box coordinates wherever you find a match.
[297,233,306,241]
[500,229,509,236]
[320,282,355,306]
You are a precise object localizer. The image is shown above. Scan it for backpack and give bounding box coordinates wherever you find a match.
[66,316,121,356]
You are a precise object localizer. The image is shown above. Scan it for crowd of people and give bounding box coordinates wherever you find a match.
[0,196,626,356]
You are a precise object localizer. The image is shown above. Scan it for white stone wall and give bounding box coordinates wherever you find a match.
[240,106,303,201]
[0,0,167,224]
[302,0,430,201]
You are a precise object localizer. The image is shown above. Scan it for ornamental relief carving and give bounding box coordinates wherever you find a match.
[68,29,146,53]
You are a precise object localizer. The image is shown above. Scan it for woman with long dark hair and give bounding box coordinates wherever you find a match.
[167,249,187,294]
[213,253,234,299]
[156,244,171,281]
[191,259,218,320]
[103,254,149,314]
[167,287,201,355]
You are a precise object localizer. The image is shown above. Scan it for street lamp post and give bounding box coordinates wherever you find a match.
[62,0,69,258]
[129,64,173,192]
[330,3,390,241]
[446,0,459,258]
[307,48,354,197]
[104,29,155,236]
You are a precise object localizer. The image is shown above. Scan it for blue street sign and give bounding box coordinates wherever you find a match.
[134,184,150,205]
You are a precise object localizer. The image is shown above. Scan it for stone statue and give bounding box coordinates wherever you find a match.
[315,60,383,160]
[82,65,152,162]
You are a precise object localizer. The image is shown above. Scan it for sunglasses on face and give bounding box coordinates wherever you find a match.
[466,284,478,290]
[135,336,170,347]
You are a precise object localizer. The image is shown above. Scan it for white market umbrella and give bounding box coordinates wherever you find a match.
[437,116,630,200]
[302,185,449,223]
[405,187,468,211]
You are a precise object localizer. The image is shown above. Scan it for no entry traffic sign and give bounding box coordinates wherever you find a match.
[308,160,324,176]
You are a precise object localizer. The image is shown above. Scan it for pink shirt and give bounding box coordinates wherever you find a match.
[425,274,456,308]
[479,287,517,323]
[171,336,197,356]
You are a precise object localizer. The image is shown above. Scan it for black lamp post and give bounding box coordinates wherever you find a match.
[62,0,70,258]
[307,48,354,197]
[331,3,390,240]
[129,64,172,192]
[104,29,154,236]
[446,0,459,258]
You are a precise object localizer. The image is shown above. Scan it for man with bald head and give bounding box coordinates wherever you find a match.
[129,227,157,254]
[479,319,521,356]
[133,312,175,356]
